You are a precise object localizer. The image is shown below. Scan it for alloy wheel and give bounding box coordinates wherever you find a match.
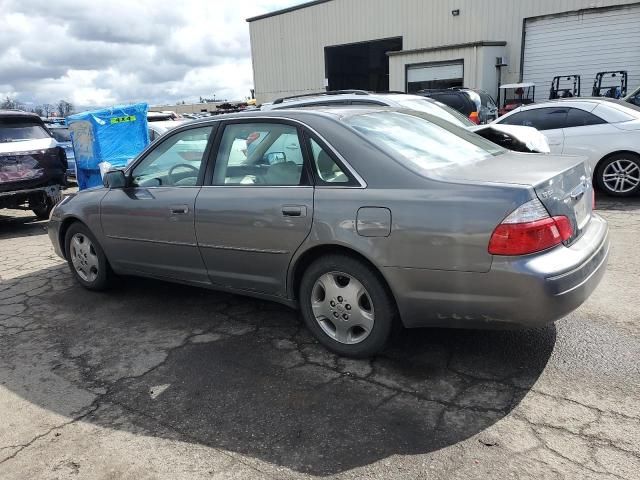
[311,271,375,345]
[602,159,640,194]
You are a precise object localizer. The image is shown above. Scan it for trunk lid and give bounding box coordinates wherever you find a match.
[434,152,593,243]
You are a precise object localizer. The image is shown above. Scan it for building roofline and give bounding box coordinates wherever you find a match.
[246,0,334,22]
[387,41,507,57]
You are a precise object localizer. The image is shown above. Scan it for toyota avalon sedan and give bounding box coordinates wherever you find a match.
[48,108,609,357]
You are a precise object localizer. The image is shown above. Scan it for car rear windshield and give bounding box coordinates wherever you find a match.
[396,99,474,127]
[345,111,505,172]
[0,119,51,143]
[50,128,71,142]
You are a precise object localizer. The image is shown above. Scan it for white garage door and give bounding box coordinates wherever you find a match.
[407,62,463,84]
[523,4,640,100]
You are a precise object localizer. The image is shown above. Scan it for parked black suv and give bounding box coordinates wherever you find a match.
[417,88,498,124]
[0,110,67,219]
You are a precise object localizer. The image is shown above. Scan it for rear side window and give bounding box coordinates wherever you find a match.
[565,108,606,128]
[0,119,51,143]
[479,91,497,109]
[433,93,468,114]
[50,128,71,142]
[309,138,350,184]
[345,111,504,173]
[499,108,568,131]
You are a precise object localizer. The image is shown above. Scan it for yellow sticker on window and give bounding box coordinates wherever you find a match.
[110,115,137,125]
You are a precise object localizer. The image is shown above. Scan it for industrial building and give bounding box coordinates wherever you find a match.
[247,0,640,104]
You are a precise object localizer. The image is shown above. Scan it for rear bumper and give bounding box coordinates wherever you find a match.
[386,214,609,329]
[0,184,63,209]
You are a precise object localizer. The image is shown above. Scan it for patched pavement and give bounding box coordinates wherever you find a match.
[0,199,639,479]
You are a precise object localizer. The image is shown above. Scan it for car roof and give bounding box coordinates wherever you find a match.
[186,106,392,126]
[518,97,632,110]
[0,109,42,119]
[148,120,188,131]
[262,92,434,109]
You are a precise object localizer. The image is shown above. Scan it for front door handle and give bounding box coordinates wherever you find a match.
[282,205,306,217]
[170,205,189,215]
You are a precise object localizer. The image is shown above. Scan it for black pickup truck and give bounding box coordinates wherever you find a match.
[0,110,67,219]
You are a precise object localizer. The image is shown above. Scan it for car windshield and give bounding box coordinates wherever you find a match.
[50,128,71,142]
[345,111,505,172]
[0,120,51,143]
[397,99,474,127]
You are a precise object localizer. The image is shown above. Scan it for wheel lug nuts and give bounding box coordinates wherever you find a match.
[337,296,343,303]
[342,314,349,320]
[330,301,336,307]
[346,304,351,310]
[333,312,339,318]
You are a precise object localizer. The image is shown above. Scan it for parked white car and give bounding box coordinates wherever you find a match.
[148,120,187,143]
[495,98,640,196]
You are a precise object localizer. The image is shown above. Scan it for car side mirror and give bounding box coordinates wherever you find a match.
[103,170,127,189]
[264,151,287,164]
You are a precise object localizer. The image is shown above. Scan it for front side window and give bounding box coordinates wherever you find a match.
[499,108,568,130]
[213,123,305,186]
[131,126,213,187]
[309,138,350,184]
[345,111,504,173]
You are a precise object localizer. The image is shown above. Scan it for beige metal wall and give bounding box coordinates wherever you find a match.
[249,0,638,102]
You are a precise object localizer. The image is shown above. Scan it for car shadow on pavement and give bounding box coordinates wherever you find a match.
[0,213,48,240]
[0,262,556,476]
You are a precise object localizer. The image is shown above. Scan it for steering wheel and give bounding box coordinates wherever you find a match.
[168,163,199,185]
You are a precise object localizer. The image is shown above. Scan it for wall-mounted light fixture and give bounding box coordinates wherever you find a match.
[451,9,460,16]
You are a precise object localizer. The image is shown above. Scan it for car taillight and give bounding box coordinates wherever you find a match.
[488,199,573,256]
[469,111,480,124]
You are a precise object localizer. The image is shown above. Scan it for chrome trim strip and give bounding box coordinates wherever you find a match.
[199,243,289,254]
[106,235,197,247]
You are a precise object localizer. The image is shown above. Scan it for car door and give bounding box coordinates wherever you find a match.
[560,108,611,167]
[195,120,314,297]
[100,125,215,284]
[499,107,567,154]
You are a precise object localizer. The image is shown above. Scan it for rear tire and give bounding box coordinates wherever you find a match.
[64,222,113,291]
[299,254,396,358]
[595,153,640,197]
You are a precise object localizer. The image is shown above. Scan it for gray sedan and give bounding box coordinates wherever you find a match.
[48,108,609,357]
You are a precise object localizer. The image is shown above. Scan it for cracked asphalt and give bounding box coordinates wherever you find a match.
[0,198,639,479]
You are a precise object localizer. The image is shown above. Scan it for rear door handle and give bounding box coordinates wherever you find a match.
[170,205,189,215]
[282,205,306,217]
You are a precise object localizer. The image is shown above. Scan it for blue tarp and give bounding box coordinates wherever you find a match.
[66,103,149,189]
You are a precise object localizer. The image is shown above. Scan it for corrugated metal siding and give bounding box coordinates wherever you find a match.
[523,4,640,98]
[249,0,640,102]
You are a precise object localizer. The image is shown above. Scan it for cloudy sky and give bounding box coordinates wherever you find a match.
[0,0,300,109]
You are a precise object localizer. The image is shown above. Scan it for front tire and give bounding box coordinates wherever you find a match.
[596,153,640,197]
[31,200,54,220]
[64,222,113,291]
[299,254,396,358]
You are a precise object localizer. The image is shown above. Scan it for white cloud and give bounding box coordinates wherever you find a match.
[0,0,301,109]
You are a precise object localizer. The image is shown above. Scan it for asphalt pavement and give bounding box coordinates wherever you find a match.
[0,197,638,479]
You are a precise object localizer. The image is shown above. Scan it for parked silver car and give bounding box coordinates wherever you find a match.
[262,91,550,153]
[48,108,609,357]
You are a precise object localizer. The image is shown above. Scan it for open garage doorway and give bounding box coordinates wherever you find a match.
[325,37,402,92]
